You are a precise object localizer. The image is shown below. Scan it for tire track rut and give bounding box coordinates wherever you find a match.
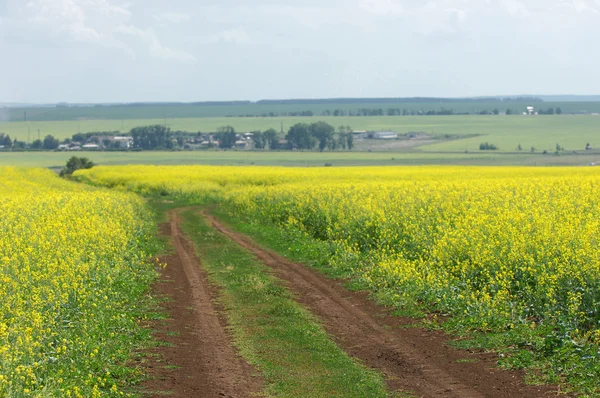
[203,210,560,398]
[143,209,262,398]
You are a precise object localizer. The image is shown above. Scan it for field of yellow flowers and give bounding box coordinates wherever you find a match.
[78,165,600,393]
[1,167,157,397]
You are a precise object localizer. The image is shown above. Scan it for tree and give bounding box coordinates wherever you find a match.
[517,143,522,151]
[130,125,172,150]
[506,108,513,115]
[556,107,562,115]
[0,133,12,148]
[12,139,26,150]
[479,142,498,150]
[72,133,86,143]
[263,128,278,150]
[251,131,265,149]
[216,126,237,149]
[60,156,94,177]
[493,108,499,115]
[286,123,314,150]
[309,121,335,152]
[43,134,59,150]
[346,132,354,151]
[31,139,43,149]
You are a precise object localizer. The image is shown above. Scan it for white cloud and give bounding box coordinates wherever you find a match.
[2,0,600,102]
[209,27,252,44]
[14,0,195,62]
[116,24,196,61]
[155,12,191,24]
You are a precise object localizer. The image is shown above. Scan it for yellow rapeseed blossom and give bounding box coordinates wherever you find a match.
[0,167,156,397]
[78,164,600,390]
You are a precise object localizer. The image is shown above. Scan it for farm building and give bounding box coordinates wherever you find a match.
[372,131,398,140]
[351,131,368,140]
[111,136,133,149]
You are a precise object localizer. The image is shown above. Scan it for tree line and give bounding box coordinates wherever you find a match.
[1,122,353,152]
[225,106,564,118]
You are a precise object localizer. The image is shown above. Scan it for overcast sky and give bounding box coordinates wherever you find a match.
[0,0,599,103]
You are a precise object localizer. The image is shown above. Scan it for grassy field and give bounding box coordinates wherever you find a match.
[4,100,600,122]
[1,115,599,153]
[3,150,600,169]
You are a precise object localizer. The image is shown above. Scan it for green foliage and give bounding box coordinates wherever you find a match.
[130,125,172,150]
[0,133,12,147]
[216,126,236,149]
[479,142,498,150]
[60,156,95,177]
[42,134,59,150]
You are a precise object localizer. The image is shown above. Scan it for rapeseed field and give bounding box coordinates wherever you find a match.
[1,167,157,397]
[78,165,600,394]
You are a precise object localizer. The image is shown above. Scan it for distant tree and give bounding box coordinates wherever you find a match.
[60,156,94,177]
[251,131,265,150]
[346,132,354,151]
[31,139,43,149]
[42,134,60,150]
[530,146,536,153]
[263,128,278,150]
[130,125,172,150]
[547,108,555,115]
[216,126,236,149]
[506,108,513,115]
[517,143,522,151]
[286,123,314,150]
[72,133,86,143]
[556,107,562,115]
[479,142,498,151]
[556,143,562,151]
[337,133,347,150]
[12,139,26,150]
[493,108,500,115]
[586,142,592,150]
[310,121,335,152]
[0,133,12,147]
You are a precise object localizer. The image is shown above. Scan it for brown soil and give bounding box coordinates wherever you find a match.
[203,210,563,398]
[141,209,263,398]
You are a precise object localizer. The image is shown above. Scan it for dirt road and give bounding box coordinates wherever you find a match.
[143,209,262,398]
[203,210,560,398]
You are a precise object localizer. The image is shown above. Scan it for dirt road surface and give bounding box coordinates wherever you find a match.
[203,210,561,398]
[142,210,262,398]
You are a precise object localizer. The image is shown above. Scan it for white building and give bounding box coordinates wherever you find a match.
[372,131,398,140]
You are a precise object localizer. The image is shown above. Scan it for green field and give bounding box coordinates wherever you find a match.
[3,99,600,122]
[1,115,599,153]
[2,149,600,169]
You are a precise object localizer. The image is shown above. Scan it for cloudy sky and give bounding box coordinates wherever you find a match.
[0,0,599,103]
